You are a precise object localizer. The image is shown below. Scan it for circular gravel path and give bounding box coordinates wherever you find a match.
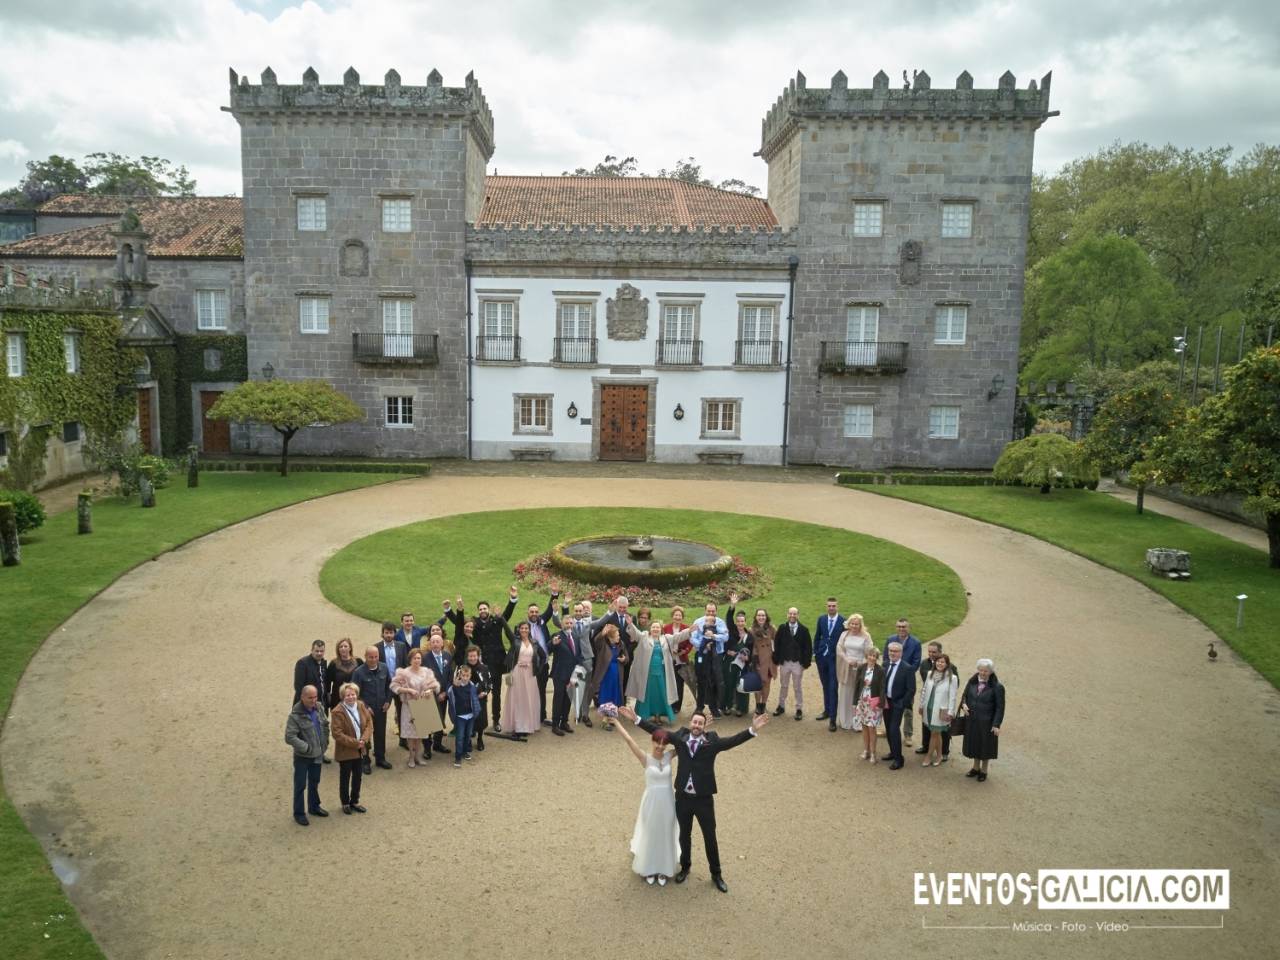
[3,475,1276,960]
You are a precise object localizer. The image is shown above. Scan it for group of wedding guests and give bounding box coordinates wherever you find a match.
[284,588,1007,825]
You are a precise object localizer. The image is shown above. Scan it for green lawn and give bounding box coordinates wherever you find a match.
[851,485,1279,687]
[0,471,411,960]
[321,507,968,641]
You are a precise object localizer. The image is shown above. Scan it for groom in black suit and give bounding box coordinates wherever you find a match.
[622,705,768,893]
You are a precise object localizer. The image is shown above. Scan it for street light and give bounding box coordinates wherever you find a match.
[261,362,275,381]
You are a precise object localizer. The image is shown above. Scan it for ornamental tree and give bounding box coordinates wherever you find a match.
[205,380,363,477]
[993,434,1100,494]
[1151,346,1280,568]
[1082,362,1184,513]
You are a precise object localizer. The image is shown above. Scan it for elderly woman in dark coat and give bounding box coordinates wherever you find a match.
[961,657,1004,782]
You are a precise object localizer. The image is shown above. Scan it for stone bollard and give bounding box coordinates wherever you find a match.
[77,491,93,534]
[0,501,19,566]
[187,443,199,488]
[140,475,156,508]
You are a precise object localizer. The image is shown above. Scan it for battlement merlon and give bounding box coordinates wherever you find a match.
[223,66,495,159]
[758,69,1056,161]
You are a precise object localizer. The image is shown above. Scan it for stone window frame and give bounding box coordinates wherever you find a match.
[940,198,976,239]
[928,404,961,440]
[934,301,969,345]
[379,195,413,233]
[63,330,81,374]
[62,420,82,444]
[297,294,331,335]
[700,396,742,440]
[194,288,229,331]
[5,331,25,378]
[476,291,521,362]
[735,296,784,367]
[294,192,329,232]
[843,403,874,438]
[384,395,415,429]
[513,393,553,435]
[657,295,703,365]
[851,197,886,237]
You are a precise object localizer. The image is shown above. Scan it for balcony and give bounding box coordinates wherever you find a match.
[818,340,908,375]
[735,339,782,367]
[553,337,598,364]
[352,332,439,365]
[656,338,702,366]
[476,335,521,362]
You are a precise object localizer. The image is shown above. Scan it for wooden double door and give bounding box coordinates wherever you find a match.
[200,390,230,454]
[598,384,649,462]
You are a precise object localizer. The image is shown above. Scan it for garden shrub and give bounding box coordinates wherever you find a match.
[0,489,47,534]
[993,434,1100,494]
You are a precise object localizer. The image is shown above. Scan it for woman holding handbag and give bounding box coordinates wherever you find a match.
[961,658,1005,782]
[918,653,958,767]
[853,646,885,762]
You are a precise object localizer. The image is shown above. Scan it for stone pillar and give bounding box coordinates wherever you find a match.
[0,501,19,566]
[187,444,199,488]
[139,476,156,508]
[77,491,93,534]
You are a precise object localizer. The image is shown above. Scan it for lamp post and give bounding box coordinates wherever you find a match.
[261,362,275,382]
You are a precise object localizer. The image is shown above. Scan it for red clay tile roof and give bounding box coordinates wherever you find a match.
[478,176,777,229]
[0,196,243,258]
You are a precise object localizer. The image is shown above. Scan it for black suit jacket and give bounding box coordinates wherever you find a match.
[293,655,328,705]
[637,719,754,797]
[548,629,583,683]
[772,621,812,667]
[376,639,411,680]
[423,649,454,694]
[883,657,916,708]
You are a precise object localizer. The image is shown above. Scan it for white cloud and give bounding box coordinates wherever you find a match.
[0,139,27,163]
[0,0,1275,196]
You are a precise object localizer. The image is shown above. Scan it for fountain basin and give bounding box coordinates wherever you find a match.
[549,535,733,588]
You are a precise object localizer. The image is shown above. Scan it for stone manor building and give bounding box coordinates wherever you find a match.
[0,65,1054,474]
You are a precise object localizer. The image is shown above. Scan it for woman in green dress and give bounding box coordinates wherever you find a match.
[625,620,680,724]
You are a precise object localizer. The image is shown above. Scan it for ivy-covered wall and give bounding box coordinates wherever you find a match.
[0,308,137,438]
[174,333,248,450]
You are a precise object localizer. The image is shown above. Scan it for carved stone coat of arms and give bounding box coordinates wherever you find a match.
[606,283,648,340]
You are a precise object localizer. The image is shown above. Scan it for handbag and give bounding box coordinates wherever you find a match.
[738,669,763,694]
[949,705,967,736]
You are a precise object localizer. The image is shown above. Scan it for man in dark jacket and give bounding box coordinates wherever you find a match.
[423,634,454,753]
[881,640,917,769]
[293,640,330,762]
[472,588,517,731]
[352,644,393,773]
[772,606,812,720]
[284,684,330,826]
[376,622,411,748]
[547,614,583,735]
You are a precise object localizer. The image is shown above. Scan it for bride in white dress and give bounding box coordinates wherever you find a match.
[613,720,679,884]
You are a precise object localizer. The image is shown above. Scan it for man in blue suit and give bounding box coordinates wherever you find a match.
[422,633,454,754]
[812,598,844,732]
[881,640,917,769]
[885,618,922,745]
[394,611,430,651]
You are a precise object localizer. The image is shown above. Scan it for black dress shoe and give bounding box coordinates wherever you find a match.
[342,805,353,815]
[977,772,988,782]
[582,717,593,728]
[493,723,503,733]
[376,759,393,770]
[674,869,688,884]
[350,804,367,814]
[827,721,836,732]
[293,814,310,827]
[476,739,485,752]
[889,760,904,770]
[713,876,729,894]
[310,806,329,817]
[795,709,803,720]
[559,725,575,734]
[966,768,980,777]
[552,726,565,736]
[914,747,929,754]
[772,705,785,717]
[362,762,372,775]
[816,712,830,721]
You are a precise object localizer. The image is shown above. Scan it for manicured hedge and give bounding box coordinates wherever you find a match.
[835,470,999,487]
[200,460,431,475]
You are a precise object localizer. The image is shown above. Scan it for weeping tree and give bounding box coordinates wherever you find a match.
[994,434,1100,494]
[205,380,364,477]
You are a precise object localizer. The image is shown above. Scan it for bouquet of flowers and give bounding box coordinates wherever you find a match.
[597,702,620,719]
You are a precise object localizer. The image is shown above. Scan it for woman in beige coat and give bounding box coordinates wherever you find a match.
[330,682,373,814]
[625,621,680,724]
[835,614,874,730]
[749,608,777,716]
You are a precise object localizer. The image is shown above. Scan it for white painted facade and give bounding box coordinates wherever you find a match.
[468,275,792,463]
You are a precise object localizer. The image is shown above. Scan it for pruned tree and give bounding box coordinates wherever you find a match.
[205,380,364,477]
[1151,345,1280,568]
[993,434,1100,494]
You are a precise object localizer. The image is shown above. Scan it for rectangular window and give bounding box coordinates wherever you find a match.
[738,304,778,365]
[660,303,699,364]
[941,202,973,238]
[928,405,960,439]
[482,300,515,337]
[934,305,967,344]
[381,198,411,232]
[663,304,696,341]
[845,305,880,365]
[852,202,883,237]
[299,297,330,334]
[843,404,874,438]
[701,399,740,438]
[63,332,81,373]
[6,332,25,377]
[296,196,327,231]
[516,394,551,433]
[195,289,228,330]
[385,395,414,427]
[557,302,594,363]
[62,421,81,443]
[381,298,413,357]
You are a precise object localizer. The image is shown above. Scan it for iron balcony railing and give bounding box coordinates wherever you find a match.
[735,339,783,366]
[818,340,909,374]
[656,338,702,366]
[553,337,598,364]
[476,334,521,362]
[352,332,439,364]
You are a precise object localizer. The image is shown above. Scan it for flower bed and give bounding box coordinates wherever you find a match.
[511,551,773,608]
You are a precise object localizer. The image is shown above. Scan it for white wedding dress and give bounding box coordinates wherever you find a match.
[630,754,679,877]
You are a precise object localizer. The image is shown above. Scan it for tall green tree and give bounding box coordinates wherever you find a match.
[1151,346,1280,568]
[1082,362,1183,513]
[206,380,363,477]
[562,154,760,195]
[1,152,197,208]
[1022,234,1181,384]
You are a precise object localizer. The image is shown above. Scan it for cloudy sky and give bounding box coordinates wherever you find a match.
[1,0,1276,197]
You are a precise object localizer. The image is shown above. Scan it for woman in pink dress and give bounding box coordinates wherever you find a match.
[390,648,440,767]
[501,621,545,740]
